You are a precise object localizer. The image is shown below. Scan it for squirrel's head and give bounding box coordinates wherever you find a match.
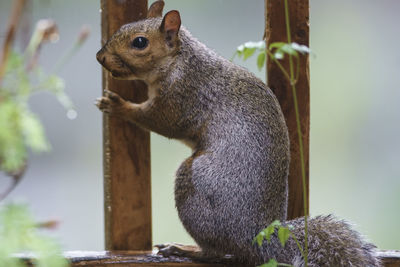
[96,0,181,80]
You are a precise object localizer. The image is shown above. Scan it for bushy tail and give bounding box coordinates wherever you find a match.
[257,215,381,267]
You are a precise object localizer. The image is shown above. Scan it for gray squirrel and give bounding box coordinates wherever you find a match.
[95,1,381,266]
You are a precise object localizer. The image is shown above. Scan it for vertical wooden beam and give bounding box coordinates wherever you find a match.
[100,0,151,250]
[265,0,310,220]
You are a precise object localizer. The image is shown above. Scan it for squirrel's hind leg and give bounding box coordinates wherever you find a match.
[155,243,201,258]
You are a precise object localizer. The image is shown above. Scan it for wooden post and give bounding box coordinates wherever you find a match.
[100,0,152,250]
[265,0,310,220]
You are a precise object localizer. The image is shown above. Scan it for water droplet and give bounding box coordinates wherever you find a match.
[67,109,78,120]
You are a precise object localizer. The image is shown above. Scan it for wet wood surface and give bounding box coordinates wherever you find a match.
[65,250,399,266]
[377,251,400,267]
[265,0,310,220]
[100,0,152,250]
[67,251,233,266]
[20,250,400,266]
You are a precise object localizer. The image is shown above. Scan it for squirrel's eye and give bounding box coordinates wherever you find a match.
[131,36,148,50]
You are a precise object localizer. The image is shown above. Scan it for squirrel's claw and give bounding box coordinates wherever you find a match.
[156,243,186,257]
[104,90,122,102]
[95,97,111,113]
[95,90,126,115]
[155,243,201,258]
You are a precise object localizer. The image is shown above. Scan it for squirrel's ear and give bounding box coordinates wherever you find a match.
[160,10,181,46]
[148,0,164,18]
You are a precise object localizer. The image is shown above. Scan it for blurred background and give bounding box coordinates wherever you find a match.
[0,0,398,251]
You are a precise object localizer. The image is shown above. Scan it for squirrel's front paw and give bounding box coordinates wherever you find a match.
[95,90,126,115]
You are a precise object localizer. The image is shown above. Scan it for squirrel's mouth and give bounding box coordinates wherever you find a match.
[102,62,133,79]
[109,56,137,80]
[111,71,123,77]
[96,50,135,79]
[110,70,132,79]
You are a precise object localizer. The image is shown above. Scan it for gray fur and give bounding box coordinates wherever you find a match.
[96,15,381,267]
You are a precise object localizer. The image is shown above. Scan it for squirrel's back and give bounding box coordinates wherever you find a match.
[171,24,292,262]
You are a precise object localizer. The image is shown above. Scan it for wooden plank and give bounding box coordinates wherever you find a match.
[100,0,152,250]
[65,250,399,267]
[19,250,400,266]
[66,251,235,267]
[378,251,400,267]
[265,0,310,220]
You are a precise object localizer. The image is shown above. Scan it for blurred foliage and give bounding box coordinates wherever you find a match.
[254,220,304,267]
[232,41,265,70]
[0,50,66,173]
[0,9,88,266]
[0,203,68,267]
[234,40,311,75]
[0,18,85,175]
[0,63,73,175]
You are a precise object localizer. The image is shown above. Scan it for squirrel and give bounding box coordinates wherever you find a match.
[95,1,381,266]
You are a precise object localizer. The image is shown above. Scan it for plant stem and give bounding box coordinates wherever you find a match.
[283,0,308,266]
[266,50,291,82]
[295,56,300,84]
[0,0,27,87]
[290,232,304,256]
[0,164,26,202]
[52,43,80,73]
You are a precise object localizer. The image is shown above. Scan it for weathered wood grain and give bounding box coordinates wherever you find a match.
[20,250,400,266]
[66,250,400,267]
[67,251,237,267]
[265,0,310,220]
[378,251,400,267]
[101,0,152,250]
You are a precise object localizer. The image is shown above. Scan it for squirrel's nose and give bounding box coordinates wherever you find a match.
[96,49,106,65]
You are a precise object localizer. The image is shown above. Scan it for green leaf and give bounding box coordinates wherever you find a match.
[243,47,257,60]
[257,51,266,70]
[268,42,310,62]
[255,220,281,246]
[263,225,275,243]
[258,259,278,267]
[253,231,265,247]
[235,41,265,61]
[269,42,286,50]
[0,98,51,173]
[0,100,26,172]
[21,110,50,152]
[0,204,68,267]
[278,226,290,247]
[264,220,281,242]
[5,51,24,73]
[269,42,299,60]
[40,75,65,94]
[17,70,31,97]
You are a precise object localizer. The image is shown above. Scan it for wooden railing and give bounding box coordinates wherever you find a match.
[62,250,399,266]
[100,0,152,251]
